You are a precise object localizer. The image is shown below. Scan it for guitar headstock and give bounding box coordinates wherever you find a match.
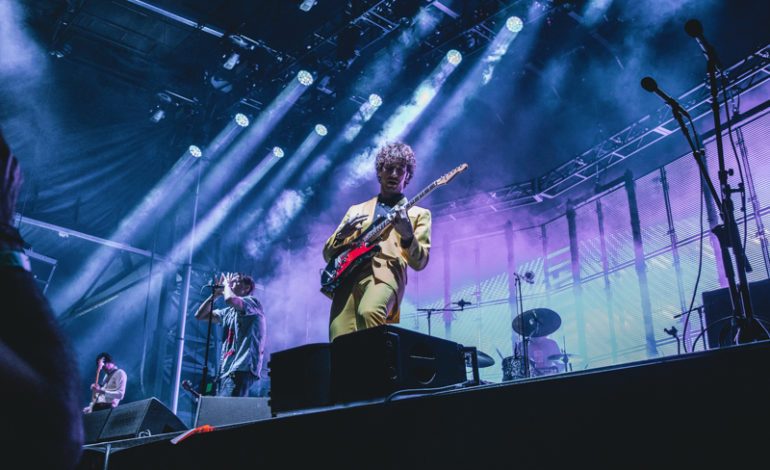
[436,163,469,186]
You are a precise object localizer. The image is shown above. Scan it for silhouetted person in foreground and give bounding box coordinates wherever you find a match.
[0,130,84,469]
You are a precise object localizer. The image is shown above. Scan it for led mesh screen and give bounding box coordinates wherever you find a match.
[401,110,770,380]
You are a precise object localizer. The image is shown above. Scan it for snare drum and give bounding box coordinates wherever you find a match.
[501,356,535,381]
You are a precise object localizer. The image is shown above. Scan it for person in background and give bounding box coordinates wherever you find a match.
[83,352,127,413]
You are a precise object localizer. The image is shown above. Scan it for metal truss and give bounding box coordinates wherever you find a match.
[433,43,770,221]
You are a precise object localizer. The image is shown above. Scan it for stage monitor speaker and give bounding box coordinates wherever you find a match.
[701,278,770,349]
[331,325,467,404]
[82,408,112,444]
[268,343,332,414]
[194,396,271,427]
[97,398,187,442]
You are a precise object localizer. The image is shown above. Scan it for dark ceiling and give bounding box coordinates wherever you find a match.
[3,0,770,282]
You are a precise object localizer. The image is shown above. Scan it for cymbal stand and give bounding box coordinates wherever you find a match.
[512,273,530,378]
[560,336,572,372]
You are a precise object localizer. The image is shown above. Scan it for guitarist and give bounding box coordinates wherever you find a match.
[323,142,431,341]
[83,352,127,413]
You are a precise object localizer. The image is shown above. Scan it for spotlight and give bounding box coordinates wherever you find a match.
[368,93,383,108]
[234,113,250,127]
[222,52,240,70]
[297,70,314,86]
[446,49,462,65]
[299,0,316,11]
[188,145,203,158]
[506,16,524,33]
[148,92,173,123]
[315,124,328,136]
[272,146,285,158]
[149,108,166,123]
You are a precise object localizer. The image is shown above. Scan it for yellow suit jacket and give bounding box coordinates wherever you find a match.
[323,196,431,322]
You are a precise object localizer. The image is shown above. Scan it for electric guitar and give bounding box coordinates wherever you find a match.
[84,360,104,413]
[320,163,469,297]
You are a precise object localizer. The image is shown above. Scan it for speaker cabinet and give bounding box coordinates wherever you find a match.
[194,396,272,427]
[268,343,332,414]
[97,398,187,442]
[702,278,770,349]
[331,325,467,404]
[82,408,112,444]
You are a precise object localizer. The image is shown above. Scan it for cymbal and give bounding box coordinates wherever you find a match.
[476,350,495,368]
[547,353,580,362]
[465,350,495,368]
[512,308,561,337]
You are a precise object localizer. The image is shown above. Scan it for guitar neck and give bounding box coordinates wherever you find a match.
[362,180,440,244]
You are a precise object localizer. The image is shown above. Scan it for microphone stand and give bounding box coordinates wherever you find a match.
[199,280,218,397]
[417,300,468,336]
[701,51,761,343]
[667,68,760,344]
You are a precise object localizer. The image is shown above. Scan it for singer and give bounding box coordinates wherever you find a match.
[194,272,266,397]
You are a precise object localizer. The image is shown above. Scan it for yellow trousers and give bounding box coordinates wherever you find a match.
[329,271,397,342]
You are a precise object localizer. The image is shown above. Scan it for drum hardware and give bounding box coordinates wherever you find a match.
[546,353,579,372]
[475,350,495,368]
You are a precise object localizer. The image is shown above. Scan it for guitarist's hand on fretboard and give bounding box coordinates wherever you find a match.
[389,206,414,243]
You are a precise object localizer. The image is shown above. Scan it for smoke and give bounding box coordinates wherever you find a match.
[256,221,338,352]
[0,1,46,79]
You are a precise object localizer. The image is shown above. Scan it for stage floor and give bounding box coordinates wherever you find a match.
[77,340,770,469]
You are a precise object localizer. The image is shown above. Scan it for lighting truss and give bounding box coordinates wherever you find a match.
[433,43,770,220]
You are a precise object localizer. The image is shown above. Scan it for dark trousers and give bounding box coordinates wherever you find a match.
[217,371,255,397]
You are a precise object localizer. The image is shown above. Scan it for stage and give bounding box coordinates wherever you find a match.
[77,339,770,469]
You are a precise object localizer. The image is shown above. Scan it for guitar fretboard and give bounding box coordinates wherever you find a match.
[361,180,440,244]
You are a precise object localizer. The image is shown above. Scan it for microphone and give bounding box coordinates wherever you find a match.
[684,19,722,69]
[523,271,535,284]
[455,299,472,309]
[640,76,691,119]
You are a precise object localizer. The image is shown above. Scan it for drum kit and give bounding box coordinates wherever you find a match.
[469,307,581,382]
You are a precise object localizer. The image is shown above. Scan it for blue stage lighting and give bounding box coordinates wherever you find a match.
[272,146,285,158]
[188,145,203,158]
[234,113,250,127]
[506,16,524,33]
[297,70,314,86]
[446,49,462,65]
[369,93,383,108]
[315,124,328,136]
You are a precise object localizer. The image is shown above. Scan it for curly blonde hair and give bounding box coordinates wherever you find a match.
[375,142,416,186]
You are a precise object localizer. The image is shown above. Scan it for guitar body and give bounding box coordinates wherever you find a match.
[320,242,381,297]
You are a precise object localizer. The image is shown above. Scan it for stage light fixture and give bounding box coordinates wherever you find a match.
[188,145,203,158]
[272,146,285,158]
[315,124,328,136]
[149,109,166,123]
[447,49,462,65]
[506,16,524,33]
[369,94,383,108]
[299,0,316,11]
[222,52,240,70]
[234,113,250,127]
[297,70,314,86]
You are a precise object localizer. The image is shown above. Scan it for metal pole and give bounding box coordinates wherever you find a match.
[171,161,202,413]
